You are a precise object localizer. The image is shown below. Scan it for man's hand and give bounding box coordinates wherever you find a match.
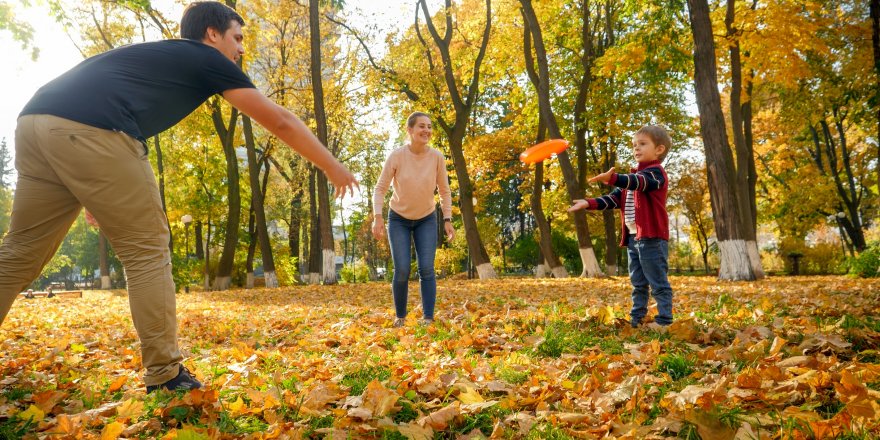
[372,217,386,241]
[326,162,359,199]
[589,167,615,185]
[567,199,590,213]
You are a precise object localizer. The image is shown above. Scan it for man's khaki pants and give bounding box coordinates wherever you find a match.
[0,114,182,386]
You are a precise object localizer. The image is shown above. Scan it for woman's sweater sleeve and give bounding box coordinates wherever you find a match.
[372,154,395,217]
[436,152,453,219]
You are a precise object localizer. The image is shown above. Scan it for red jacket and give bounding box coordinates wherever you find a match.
[585,160,669,246]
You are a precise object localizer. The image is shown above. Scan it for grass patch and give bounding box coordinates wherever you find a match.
[217,413,269,435]
[496,366,530,385]
[393,399,419,423]
[342,366,391,396]
[656,354,695,381]
[1,387,33,401]
[678,421,701,439]
[0,417,36,440]
[526,423,575,439]
[454,407,511,436]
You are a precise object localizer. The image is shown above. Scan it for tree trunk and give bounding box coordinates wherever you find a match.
[416,0,497,279]
[532,161,568,278]
[307,167,322,284]
[310,0,336,284]
[289,193,301,263]
[520,0,603,277]
[243,116,277,287]
[872,0,880,193]
[204,217,212,290]
[99,231,110,289]
[725,0,764,279]
[153,135,173,253]
[687,0,756,280]
[246,205,256,289]
[210,100,241,290]
[195,221,204,260]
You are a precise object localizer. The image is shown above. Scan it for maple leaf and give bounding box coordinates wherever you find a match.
[419,402,460,430]
[116,398,145,420]
[100,420,125,440]
[398,422,433,440]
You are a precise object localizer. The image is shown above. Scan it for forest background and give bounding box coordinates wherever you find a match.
[0,0,878,290]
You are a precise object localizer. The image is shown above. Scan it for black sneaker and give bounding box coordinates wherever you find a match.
[146,366,203,393]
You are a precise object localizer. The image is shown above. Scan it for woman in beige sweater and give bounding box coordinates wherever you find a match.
[372,112,454,327]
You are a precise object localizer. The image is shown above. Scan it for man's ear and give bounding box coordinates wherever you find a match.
[203,27,220,43]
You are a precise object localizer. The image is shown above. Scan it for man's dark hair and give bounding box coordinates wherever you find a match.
[180,1,245,41]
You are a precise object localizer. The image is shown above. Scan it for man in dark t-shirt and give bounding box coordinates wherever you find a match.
[0,1,358,393]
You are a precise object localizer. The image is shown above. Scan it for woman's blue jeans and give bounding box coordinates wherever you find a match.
[387,210,438,319]
[627,237,673,326]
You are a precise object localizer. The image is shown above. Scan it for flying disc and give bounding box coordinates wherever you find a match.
[519,139,570,164]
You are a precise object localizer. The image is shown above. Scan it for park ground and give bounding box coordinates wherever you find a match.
[1,276,879,439]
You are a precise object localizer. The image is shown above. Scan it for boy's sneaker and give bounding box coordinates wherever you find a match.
[418,318,434,326]
[146,366,202,393]
[392,318,406,328]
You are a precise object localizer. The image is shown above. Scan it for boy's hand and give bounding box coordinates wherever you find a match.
[589,167,615,185]
[568,199,590,212]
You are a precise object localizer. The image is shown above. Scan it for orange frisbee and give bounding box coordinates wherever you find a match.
[519,139,570,164]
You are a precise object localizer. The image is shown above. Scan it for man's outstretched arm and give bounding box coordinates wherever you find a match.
[223,88,358,198]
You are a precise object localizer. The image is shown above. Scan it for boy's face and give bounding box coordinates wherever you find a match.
[632,133,665,163]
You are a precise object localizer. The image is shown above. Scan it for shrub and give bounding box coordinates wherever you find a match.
[849,242,880,278]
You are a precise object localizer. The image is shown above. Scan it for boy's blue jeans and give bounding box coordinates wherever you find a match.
[387,210,437,320]
[627,237,673,326]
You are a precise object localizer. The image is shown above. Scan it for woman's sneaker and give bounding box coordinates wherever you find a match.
[146,366,203,393]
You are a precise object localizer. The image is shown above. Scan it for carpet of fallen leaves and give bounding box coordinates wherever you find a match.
[2,276,880,440]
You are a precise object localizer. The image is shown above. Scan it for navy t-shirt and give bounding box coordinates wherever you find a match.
[20,39,255,142]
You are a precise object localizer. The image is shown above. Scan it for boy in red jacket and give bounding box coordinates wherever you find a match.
[569,125,673,327]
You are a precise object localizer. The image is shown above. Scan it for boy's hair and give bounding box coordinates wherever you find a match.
[180,2,245,41]
[635,125,672,162]
[406,111,431,128]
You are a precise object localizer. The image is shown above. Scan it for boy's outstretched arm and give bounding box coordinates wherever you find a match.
[568,187,623,212]
[608,167,665,193]
[223,88,359,198]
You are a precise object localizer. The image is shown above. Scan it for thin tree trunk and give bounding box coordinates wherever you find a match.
[530,121,567,278]
[417,0,497,279]
[687,0,756,280]
[872,0,880,193]
[520,0,603,277]
[246,205,257,289]
[307,167,322,284]
[210,100,241,290]
[153,135,173,253]
[243,116,277,287]
[99,232,110,289]
[725,0,764,279]
[195,221,204,260]
[310,0,336,284]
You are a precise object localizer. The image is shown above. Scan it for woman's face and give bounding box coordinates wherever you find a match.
[407,116,432,144]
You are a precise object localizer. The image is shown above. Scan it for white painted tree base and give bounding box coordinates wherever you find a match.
[718,239,755,281]
[213,276,231,291]
[246,273,254,289]
[579,248,605,277]
[307,273,321,285]
[476,262,497,279]
[535,264,549,278]
[264,271,278,288]
[551,265,569,278]
[101,276,111,290]
[322,249,337,284]
[747,240,765,279]
[605,265,618,277]
[203,276,211,291]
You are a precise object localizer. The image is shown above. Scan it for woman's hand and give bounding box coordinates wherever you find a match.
[444,221,455,241]
[372,217,386,241]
